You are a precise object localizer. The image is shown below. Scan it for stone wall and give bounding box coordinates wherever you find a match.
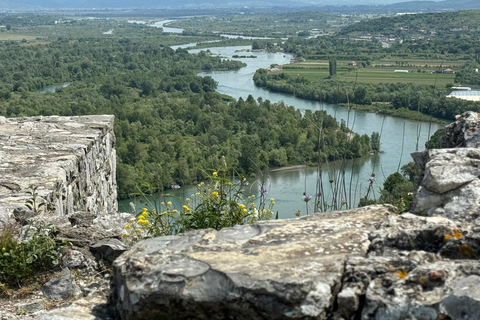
[0,115,117,226]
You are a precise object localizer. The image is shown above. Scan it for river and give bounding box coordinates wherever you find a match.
[118,27,443,219]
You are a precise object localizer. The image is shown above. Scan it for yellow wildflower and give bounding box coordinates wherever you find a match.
[445,229,463,241]
[397,270,408,279]
[167,201,172,206]
[239,204,245,208]
[172,209,178,213]
[135,228,141,233]
[212,171,218,176]
[142,207,148,212]
[124,224,130,229]
[242,208,247,213]
[183,205,191,212]
[161,202,165,205]
[196,192,200,196]
[129,218,135,223]
[212,191,219,197]
[2,247,5,252]
[122,233,128,238]
[186,198,190,202]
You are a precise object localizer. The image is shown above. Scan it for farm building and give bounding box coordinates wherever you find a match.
[447,90,480,101]
[433,68,455,74]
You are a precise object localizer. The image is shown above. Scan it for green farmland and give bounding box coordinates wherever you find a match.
[282,60,456,86]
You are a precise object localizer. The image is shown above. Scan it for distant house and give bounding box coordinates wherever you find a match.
[433,68,455,74]
[348,61,356,66]
[394,70,409,73]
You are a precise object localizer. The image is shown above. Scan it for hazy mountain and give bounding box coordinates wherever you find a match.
[386,0,480,11]
[0,0,478,12]
[0,0,444,10]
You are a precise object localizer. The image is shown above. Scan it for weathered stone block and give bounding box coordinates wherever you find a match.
[110,205,393,320]
[0,115,117,225]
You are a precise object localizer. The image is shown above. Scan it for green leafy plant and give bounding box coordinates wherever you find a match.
[25,185,54,214]
[0,221,70,288]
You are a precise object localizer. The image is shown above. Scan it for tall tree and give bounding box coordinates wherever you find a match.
[329,59,337,77]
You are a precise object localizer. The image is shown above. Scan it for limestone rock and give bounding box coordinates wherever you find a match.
[90,238,128,264]
[412,148,480,221]
[362,260,480,320]
[14,299,46,315]
[442,111,480,148]
[42,269,82,301]
[111,203,480,320]
[110,205,390,320]
[62,249,98,270]
[36,296,115,320]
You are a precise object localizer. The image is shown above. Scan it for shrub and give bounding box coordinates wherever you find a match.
[0,221,70,288]
[122,168,275,244]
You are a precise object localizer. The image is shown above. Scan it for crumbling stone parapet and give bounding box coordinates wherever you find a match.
[0,115,117,225]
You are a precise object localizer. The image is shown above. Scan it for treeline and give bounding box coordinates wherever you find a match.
[253,69,480,121]
[0,32,373,199]
[281,37,383,61]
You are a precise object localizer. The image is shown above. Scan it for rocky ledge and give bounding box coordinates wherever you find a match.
[110,204,479,320]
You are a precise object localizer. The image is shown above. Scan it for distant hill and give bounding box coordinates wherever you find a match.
[338,9,480,35]
[0,0,447,10]
[385,0,480,11]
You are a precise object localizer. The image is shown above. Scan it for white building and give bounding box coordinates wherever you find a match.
[447,90,480,102]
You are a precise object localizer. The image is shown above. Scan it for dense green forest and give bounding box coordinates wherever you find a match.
[0,16,373,199]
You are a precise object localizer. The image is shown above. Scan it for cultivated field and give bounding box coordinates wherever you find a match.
[282,59,457,86]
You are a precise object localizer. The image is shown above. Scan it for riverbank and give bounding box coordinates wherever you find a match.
[338,102,449,124]
[270,164,307,172]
